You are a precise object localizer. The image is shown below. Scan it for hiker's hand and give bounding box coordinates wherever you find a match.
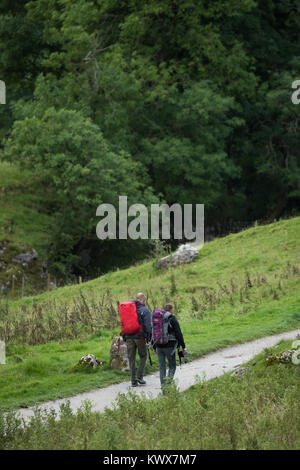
[146,341,151,348]
[183,348,187,355]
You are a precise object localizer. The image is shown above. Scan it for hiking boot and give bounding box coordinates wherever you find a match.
[131,381,138,387]
[137,378,146,385]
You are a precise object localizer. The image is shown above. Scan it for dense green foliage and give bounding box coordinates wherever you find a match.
[0,0,299,277]
[1,339,299,450]
[3,109,157,277]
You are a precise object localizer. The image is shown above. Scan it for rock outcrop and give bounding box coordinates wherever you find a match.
[110,336,129,371]
[265,350,294,365]
[157,243,199,270]
[12,249,38,267]
[231,367,249,377]
[0,240,44,295]
[78,354,102,368]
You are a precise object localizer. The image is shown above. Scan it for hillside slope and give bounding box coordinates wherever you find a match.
[0,217,298,409]
[12,215,300,313]
[0,162,52,296]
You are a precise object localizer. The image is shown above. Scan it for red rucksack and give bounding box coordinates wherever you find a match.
[119,301,142,336]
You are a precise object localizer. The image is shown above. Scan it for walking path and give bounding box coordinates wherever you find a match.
[17,329,299,423]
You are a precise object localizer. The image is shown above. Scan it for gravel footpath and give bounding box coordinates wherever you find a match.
[16,329,299,423]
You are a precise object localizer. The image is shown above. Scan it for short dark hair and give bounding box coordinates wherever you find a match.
[164,303,173,312]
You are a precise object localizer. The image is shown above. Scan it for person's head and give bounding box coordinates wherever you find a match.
[164,303,174,314]
[136,292,147,304]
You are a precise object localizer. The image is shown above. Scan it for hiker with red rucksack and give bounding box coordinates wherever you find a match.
[119,292,152,387]
[152,303,187,393]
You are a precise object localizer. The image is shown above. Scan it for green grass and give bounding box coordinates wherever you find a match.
[10,215,300,310]
[0,161,52,256]
[0,331,131,410]
[1,339,299,450]
[0,161,54,296]
[0,216,299,409]
[0,288,299,410]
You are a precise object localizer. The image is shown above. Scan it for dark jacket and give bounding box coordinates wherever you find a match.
[123,300,152,343]
[153,314,185,350]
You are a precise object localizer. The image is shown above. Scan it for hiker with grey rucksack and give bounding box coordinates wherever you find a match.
[152,303,187,393]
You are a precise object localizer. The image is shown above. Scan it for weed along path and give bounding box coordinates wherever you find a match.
[17,329,299,423]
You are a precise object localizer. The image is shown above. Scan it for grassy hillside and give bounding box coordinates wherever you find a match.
[0,162,53,296]
[0,216,299,410]
[1,339,299,450]
[0,162,51,254]
[10,215,300,309]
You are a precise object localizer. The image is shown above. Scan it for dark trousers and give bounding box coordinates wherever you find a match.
[126,338,147,384]
[156,346,177,386]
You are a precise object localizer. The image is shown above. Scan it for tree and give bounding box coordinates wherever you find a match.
[3,107,157,277]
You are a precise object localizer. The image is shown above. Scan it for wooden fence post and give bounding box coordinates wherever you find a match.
[0,340,5,365]
[47,274,50,291]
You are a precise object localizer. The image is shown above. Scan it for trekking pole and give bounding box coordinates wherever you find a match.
[147,345,153,366]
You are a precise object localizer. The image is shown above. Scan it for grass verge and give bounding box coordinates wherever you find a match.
[1,339,299,450]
